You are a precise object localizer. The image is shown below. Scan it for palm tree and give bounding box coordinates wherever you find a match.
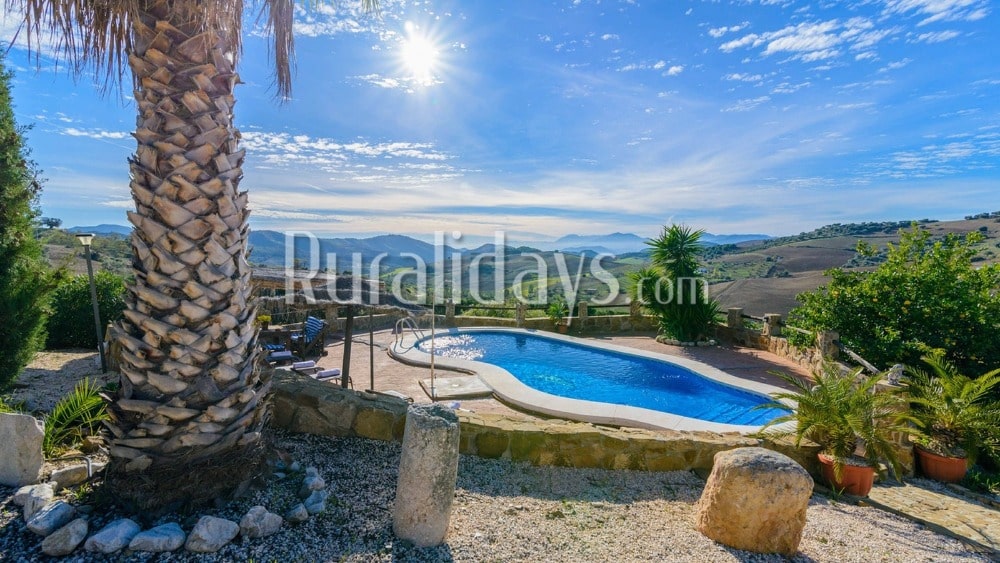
[9,0,377,510]
[628,225,719,341]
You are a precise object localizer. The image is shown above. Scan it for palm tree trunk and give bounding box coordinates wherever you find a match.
[107,0,268,507]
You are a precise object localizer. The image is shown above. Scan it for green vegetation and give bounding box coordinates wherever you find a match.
[759,366,913,480]
[43,378,108,457]
[46,271,127,349]
[904,352,1000,462]
[789,226,1000,376]
[0,57,62,389]
[546,297,568,326]
[628,225,720,341]
[37,228,133,279]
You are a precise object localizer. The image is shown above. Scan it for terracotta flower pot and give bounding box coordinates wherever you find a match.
[915,445,967,483]
[817,453,876,496]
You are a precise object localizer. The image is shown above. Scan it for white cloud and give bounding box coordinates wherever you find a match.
[724,73,763,82]
[653,60,666,69]
[883,0,991,26]
[709,23,749,38]
[722,96,771,112]
[601,33,619,41]
[915,30,961,43]
[62,128,130,140]
[665,65,684,76]
[879,58,912,72]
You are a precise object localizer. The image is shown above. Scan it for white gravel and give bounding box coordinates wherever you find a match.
[0,430,991,562]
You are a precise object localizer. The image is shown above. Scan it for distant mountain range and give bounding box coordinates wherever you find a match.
[67,224,132,236]
[66,225,773,266]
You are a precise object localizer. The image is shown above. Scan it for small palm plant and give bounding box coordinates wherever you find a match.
[43,379,109,457]
[904,352,1000,462]
[627,225,720,342]
[758,365,914,482]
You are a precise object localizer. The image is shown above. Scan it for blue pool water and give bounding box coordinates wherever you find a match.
[417,330,787,426]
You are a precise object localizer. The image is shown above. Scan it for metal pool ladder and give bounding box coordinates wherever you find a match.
[393,316,425,351]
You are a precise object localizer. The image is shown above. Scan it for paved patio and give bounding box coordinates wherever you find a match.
[305,328,810,420]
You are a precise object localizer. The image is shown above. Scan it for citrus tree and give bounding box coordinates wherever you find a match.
[789,226,1000,376]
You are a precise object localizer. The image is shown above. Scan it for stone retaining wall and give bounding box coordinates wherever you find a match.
[270,371,821,476]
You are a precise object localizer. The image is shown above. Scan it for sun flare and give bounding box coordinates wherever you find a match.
[400,22,441,87]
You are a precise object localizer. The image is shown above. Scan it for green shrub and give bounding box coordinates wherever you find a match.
[628,225,720,341]
[0,57,61,389]
[789,226,1000,376]
[43,378,108,456]
[46,271,127,349]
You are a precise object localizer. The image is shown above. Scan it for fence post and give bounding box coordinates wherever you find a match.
[445,299,455,326]
[727,308,743,329]
[817,331,839,360]
[515,302,526,328]
[762,314,782,337]
[577,301,588,329]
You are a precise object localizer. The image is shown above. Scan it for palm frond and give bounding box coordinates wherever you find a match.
[43,378,108,456]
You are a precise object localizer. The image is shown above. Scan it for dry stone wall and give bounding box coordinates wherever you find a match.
[270,371,821,476]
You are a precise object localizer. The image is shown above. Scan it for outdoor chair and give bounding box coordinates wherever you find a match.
[286,316,330,358]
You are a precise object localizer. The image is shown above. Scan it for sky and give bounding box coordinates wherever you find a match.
[1,0,998,243]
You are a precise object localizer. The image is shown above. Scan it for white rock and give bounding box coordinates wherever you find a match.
[51,462,106,491]
[40,517,88,556]
[285,504,309,523]
[289,461,302,472]
[84,518,141,553]
[184,515,239,553]
[304,465,319,478]
[0,413,44,486]
[128,522,186,552]
[15,483,53,521]
[298,474,326,498]
[304,490,328,515]
[26,500,76,536]
[239,505,283,539]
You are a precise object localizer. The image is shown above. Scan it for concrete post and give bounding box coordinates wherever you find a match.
[445,299,455,327]
[515,302,526,328]
[577,301,588,330]
[727,308,743,329]
[392,404,461,547]
[629,299,643,319]
[762,314,782,337]
[817,331,839,360]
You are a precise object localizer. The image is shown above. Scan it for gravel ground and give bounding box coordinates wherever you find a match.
[0,431,990,562]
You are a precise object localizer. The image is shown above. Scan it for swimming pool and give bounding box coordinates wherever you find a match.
[394,327,790,433]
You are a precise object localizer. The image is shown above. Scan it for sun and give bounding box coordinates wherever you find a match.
[400,22,441,87]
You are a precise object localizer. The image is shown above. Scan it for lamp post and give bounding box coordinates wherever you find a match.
[75,233,107,373]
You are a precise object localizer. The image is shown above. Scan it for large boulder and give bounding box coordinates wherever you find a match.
[0,413,44,486]
[695,447,813,556]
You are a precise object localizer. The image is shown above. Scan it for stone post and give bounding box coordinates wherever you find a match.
[727,308,743,329]
[325,305,338,329]
[515,302,526,328]
[577,301,588,330]
[445,300,455,327]
[762,314,782,337]
[393,404,461,547]
[817,331,839,360]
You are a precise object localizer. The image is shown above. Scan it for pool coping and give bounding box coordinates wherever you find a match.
[389,327,793,434]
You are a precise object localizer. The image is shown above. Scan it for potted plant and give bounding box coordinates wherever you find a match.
[903,352,1000,483]
[758,365,914,496]
[255,314,272,330]
[546,298,568,333]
